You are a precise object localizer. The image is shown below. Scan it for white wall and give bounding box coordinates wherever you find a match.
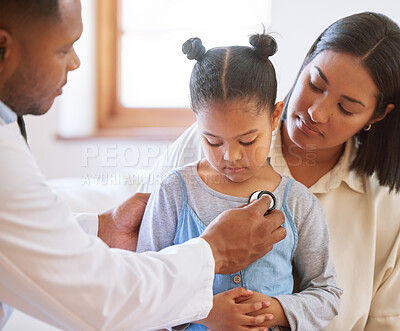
[24,0,171,181]
[270,0,400,102]
[5,0,400,330]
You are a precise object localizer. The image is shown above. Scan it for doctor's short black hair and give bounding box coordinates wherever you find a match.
[0,0,61,23]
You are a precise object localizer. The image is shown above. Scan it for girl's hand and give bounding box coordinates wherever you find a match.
[237,292,289,328]
[196,287,274,331]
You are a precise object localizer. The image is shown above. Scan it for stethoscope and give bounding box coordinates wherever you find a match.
[248,190,276,213]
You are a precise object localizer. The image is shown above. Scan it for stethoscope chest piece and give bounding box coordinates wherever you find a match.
[248,190,276,213]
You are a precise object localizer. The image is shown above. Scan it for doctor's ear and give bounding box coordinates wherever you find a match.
[0,29,13,62]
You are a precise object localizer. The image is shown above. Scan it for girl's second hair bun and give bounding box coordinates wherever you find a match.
[182,37,206,61]
[249,33,277,59]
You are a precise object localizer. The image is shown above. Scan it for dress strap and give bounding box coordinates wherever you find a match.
[172,170,188,204]
[282,178,294,205]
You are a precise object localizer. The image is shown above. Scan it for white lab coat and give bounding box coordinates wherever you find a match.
[0,109,214,330]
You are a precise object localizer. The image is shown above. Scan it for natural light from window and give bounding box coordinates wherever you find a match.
[120,0,271,109]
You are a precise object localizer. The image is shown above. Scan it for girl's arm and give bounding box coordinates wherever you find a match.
[272,187,342,329]
[136,172,183,252]
[276,197,343,330]
[239,185,342,330]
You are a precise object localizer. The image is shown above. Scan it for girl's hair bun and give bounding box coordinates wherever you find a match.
[249,33,277,59]
[182,37,206,61]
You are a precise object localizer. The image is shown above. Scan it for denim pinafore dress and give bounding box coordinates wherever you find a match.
[172,171,298,331]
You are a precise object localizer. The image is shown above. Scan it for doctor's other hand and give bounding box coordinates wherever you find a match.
[98,193,150,251]
[200,195,286,275]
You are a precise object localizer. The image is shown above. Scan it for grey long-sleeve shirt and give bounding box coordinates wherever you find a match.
[137,162,343,331]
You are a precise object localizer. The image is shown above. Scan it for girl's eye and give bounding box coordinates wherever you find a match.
[338,104,353,116]
[240,139,256,146]
[308,80,323,92]
[206,139,223,147]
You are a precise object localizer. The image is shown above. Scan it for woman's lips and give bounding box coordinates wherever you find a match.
[298,118,322,136]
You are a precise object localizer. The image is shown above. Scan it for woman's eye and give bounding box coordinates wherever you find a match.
[338,104,353,116]
[308,80,323,92]
[240,139,256,146]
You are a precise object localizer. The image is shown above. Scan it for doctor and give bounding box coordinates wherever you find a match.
[0,0,286,330]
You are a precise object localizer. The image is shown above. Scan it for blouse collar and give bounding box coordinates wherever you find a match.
[269,121,365,194]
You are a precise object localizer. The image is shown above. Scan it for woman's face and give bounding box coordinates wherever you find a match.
[285,50,379,150]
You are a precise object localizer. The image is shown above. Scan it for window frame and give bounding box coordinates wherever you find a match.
[96,0,195,132]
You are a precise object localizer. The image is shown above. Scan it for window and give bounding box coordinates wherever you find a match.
[97,0,271,134]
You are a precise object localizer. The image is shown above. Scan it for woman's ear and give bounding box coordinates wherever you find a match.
[370,103,395,125]
[272,101,284,130]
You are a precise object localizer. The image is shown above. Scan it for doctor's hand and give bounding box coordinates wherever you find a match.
[98,193,150,251]
[200,195,286,274]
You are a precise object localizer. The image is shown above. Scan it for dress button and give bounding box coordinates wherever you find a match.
[233,275,241,284]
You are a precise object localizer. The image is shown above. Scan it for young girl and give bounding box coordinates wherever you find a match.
[137,33,342,330]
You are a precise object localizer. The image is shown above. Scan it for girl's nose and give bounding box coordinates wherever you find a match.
[223,145,242,162]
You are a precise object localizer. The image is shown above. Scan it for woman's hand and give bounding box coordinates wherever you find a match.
[196,287,274,331]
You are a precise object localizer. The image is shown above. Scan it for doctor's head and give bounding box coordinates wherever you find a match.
[0,0,82,116]
[183,33,283,183]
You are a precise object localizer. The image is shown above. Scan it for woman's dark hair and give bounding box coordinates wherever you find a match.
[283,12,400,192]
[182,32,278,115]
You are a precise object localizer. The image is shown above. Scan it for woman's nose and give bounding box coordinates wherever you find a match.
[308,102,330,124]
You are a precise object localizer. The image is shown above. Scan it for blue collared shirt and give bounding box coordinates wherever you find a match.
[0,99,17,124]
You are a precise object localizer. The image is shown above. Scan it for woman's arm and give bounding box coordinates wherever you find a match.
[365,188,400,329]
[138,123,202,193]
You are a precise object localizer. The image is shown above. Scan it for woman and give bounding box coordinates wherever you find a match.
[139,12,400,330]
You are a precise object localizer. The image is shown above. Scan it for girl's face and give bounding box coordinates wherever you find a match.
[285,50,384,151]
[196,99,282,183]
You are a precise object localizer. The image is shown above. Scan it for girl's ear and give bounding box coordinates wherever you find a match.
[272,101,284,130]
